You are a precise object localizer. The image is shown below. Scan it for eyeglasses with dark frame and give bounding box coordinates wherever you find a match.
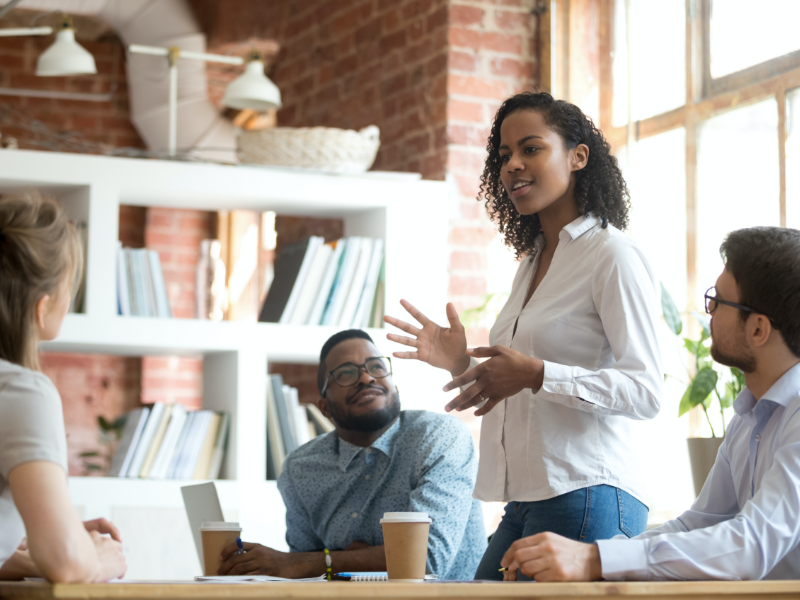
[321,356,393,396]
[704,286,778,328]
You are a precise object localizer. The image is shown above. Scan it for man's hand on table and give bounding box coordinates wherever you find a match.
[501,532,603,582]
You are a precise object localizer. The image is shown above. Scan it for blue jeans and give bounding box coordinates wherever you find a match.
[474,485,648,581]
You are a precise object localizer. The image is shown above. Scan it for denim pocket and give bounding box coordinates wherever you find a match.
[617,488,647,538]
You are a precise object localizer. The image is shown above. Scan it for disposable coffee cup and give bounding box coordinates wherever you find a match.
[200,521,241,576]
[380,512,432,582]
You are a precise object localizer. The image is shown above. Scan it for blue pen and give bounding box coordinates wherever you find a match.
[236,537,244,555]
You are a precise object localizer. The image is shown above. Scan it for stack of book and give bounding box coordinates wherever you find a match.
[266,373,335,480]
[108,403,229,480]
[258,236,384,329]
[116,242,173,318]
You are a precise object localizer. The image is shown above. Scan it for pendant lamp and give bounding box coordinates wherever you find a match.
[36,14,97,77]
[222,49,282,111]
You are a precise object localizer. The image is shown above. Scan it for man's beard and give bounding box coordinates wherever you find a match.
[327,386,401,433]
[710,323,756,373]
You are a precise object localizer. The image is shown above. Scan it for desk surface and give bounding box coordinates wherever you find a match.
[1,580,800,600]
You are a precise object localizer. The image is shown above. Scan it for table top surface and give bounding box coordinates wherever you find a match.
[1,580,800,600]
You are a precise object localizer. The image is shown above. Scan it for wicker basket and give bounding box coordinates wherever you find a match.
[236,125,380,174]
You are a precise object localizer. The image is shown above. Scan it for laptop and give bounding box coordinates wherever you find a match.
[181,482,225,566]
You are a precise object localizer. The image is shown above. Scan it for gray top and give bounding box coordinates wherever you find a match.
[0,358,68,565]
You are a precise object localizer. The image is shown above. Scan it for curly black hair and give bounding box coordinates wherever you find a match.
[479,92,630,259]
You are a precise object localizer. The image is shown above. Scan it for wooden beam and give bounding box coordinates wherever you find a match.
[538,0,552,93]
[598,0,613,133]
[778,89,787,228]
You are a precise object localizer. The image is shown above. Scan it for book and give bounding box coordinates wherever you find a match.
[116,242,131,316]
[306,403,335,435]
[270,374,297,455]
[142,249,159,318]
[108,407,149,477]
[368,260,386,328]
[266,380,286,480]
[193,412,221,479]
[290,242,333,325]
[147,249,172,318]
[207,412,230,480]
[69,222,88,314]
[166,410,196,479]
[338,238,374,327]
[279,236,323,324]
[307,239,345,326]
[258,238,315,323]
[288,387,310,447]
[176,411,213,479]
[355,239,384,328]
[124,248,139,316]
[322,237,362,326]
[125,402,165,478]
[149,404,188,479]
[138,403,174,478]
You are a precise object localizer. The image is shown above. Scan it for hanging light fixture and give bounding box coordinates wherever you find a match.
[36,14,97,77]
[222,49,282,112]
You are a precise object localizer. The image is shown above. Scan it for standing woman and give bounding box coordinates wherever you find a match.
[384,92,662,580]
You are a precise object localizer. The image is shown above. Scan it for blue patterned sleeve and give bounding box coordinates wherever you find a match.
[407,417,480,578]
[277,463,325,552]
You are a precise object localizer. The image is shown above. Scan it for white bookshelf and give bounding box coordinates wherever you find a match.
[0,149,452,578]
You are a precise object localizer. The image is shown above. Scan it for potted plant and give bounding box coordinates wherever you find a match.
[661,285,745,495]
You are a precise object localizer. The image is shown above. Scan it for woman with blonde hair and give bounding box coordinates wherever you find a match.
[0,192,126,582]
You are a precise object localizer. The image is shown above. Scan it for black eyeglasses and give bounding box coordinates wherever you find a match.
[321,357,393,396]
[704,286,778,328]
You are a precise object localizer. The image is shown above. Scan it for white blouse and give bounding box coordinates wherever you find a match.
[472,213,663,504]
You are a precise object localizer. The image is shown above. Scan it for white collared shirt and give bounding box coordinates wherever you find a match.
[473,213,663,503]
[598,361,800,580]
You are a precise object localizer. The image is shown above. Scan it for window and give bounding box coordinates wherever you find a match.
[540,0,799,519]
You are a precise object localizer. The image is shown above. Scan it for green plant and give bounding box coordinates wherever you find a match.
[460,291,510,328]
[661,283,745,438]
[80,415,126,475]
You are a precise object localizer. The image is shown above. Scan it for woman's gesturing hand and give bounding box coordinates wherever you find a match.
[384,300,470,376]
[442,345,544,416]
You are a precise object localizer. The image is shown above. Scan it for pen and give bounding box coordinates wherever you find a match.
[236,537,244,555]
[498,567,508,572]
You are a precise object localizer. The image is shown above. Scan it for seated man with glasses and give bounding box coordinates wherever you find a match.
[497,226,800,582]
[217,329,486,580]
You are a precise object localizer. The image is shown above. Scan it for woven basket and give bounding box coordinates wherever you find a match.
[236,125,380,174]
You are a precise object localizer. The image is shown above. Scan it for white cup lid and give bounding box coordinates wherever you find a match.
[200,521,241,530]
[380,512,432,523]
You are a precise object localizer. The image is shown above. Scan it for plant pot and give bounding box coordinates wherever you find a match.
[687,437,725,497]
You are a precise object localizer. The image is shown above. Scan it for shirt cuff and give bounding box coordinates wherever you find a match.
[537,360,576,396]
[596,539,649,581]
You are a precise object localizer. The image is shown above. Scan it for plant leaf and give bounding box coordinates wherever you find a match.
[661,282,682,335]
[98,416,113,431]
[678,386,693,417]
[683,338,701,356]
[83,463,103,471]
[692,311,711,337]
[112,416,127,430]
[689,367,718,408]
[79,451,101,458]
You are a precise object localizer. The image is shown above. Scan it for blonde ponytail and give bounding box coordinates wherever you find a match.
[0,191,82,370]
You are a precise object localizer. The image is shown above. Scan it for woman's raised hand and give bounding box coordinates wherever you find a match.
[384,300,470,376]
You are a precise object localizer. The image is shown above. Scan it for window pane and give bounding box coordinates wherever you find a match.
[697,99,780,307]
[787,88,800,229]
[612,0,685,126]
[710,0,800,78]
[617,130,694,521]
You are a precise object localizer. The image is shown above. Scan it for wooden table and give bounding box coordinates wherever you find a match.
[2,580,800,600]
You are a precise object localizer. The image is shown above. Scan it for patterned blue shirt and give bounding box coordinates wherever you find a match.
[277,410,486,580]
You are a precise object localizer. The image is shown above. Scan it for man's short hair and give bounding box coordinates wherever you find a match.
[317,329,375,394]
[721,226,800,358]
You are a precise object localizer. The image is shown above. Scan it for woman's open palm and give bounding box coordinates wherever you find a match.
[384,300,468,374]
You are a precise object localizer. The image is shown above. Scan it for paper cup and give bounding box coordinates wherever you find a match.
[200,521,241,576]
[380,512,432,582]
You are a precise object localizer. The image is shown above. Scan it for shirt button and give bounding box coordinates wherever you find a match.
[365,448,372,454]
[365,474,371,480]
[755,434,761,442]
[352,512,358,518]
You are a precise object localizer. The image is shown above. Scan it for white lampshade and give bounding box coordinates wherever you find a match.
[222,58,281,111]
[36,28,97,77]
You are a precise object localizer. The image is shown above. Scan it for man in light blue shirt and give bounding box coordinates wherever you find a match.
[218,329,486,580]
[498,226,800,581]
